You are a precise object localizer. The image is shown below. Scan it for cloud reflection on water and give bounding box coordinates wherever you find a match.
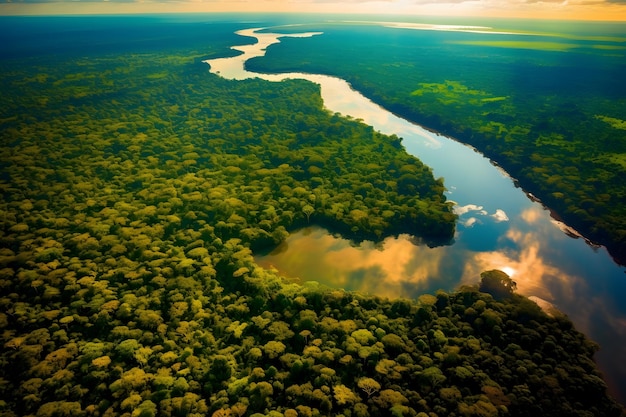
[462,206,586,303]
[257,205,595,332]
[453,204,509,228]
[463,224,575,302]
[257,206,582,305]
[256,227,447,299]
[228,27,626,401]
[255,205,626,402]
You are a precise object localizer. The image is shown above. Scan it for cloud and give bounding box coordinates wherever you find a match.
[453,204,508,226]
[491,208,509,222]
[463,217,479,227]
[462,226,577,300]
[454,204,486,216]
[1,0,137,2]
[521,206,541,224]
[1,0,625,21]
[256,227,447,299]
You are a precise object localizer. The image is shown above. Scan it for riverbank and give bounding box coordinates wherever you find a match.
[368,94,626,266]
[242,21,626,268]
[217,25,626,403]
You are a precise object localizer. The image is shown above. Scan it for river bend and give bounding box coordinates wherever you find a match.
[203,27,626,402]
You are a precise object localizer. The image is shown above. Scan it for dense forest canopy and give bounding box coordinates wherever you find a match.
[0,16,623,417]
[248,21,626,265]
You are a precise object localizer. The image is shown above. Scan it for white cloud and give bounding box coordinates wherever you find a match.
[463,217,479,227]
[453,204,484,216]
[491,208,509,222]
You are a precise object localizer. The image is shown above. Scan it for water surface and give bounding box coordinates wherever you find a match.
[204,27,626,402]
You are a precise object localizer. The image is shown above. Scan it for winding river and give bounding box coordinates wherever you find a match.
[204,28,626,402]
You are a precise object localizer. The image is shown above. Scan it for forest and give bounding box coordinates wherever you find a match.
[0,16,623,417]
[248,22,626,265]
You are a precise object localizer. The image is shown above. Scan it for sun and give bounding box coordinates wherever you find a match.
[500,266,517,277]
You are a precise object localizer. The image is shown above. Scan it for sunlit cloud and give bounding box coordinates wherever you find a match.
[527,295,557,315]
[256,227,447,299]
[453,204,508,227]
[521,206,542,224]
[1,0,625,20]
[454,204,486,216]
[463,217,479,227]
[462,229,577,301]
[461,206,587,308]
[323,234,448,298]
[500,265,517,276]
[491,208,509,222]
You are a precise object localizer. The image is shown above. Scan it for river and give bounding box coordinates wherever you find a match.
[203,27,626,403]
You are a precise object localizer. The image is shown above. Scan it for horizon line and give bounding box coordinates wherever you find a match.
[1,5,626,23]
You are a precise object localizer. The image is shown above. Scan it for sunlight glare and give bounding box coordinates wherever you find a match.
[501,266,517,277]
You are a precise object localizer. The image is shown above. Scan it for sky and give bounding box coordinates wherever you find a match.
[0,0,625,21]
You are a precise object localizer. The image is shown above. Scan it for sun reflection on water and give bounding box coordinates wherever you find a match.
[254,193,626,402]
[256,227,450,299]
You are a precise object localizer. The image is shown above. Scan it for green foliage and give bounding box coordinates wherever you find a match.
[0,18,622,417]
[250,22,626,264]
[479,270,517,299]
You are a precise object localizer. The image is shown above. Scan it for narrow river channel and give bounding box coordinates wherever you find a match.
[204,27,626,402]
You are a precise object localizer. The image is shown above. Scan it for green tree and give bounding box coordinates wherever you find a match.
[479,270,516,299]
[263,341,286,360]
[357,377,381,398]
[209,355,232,386]
[333,384,359,406]
[302,205,315,223]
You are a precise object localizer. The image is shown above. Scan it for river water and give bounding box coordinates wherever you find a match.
[204,28,626,402]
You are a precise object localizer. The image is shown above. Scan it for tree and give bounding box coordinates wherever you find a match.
[420,367,446,390]
[266,321,294,341]
[263,341,286,359]
[381,333,405,355]
[358,377,381,398]
[249,381,274,411]
[299,329,312,344]
[132,400,157,417]
[302,205,315,223]
[35,401,82,417]
[458,399,499,417]
[91,356,111,368]
[479,270,517,299]
[333,384,359,406]
[115,339,141,360]
[210,355,232,386]
[351,329,376,345]
[372,389,408,409]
